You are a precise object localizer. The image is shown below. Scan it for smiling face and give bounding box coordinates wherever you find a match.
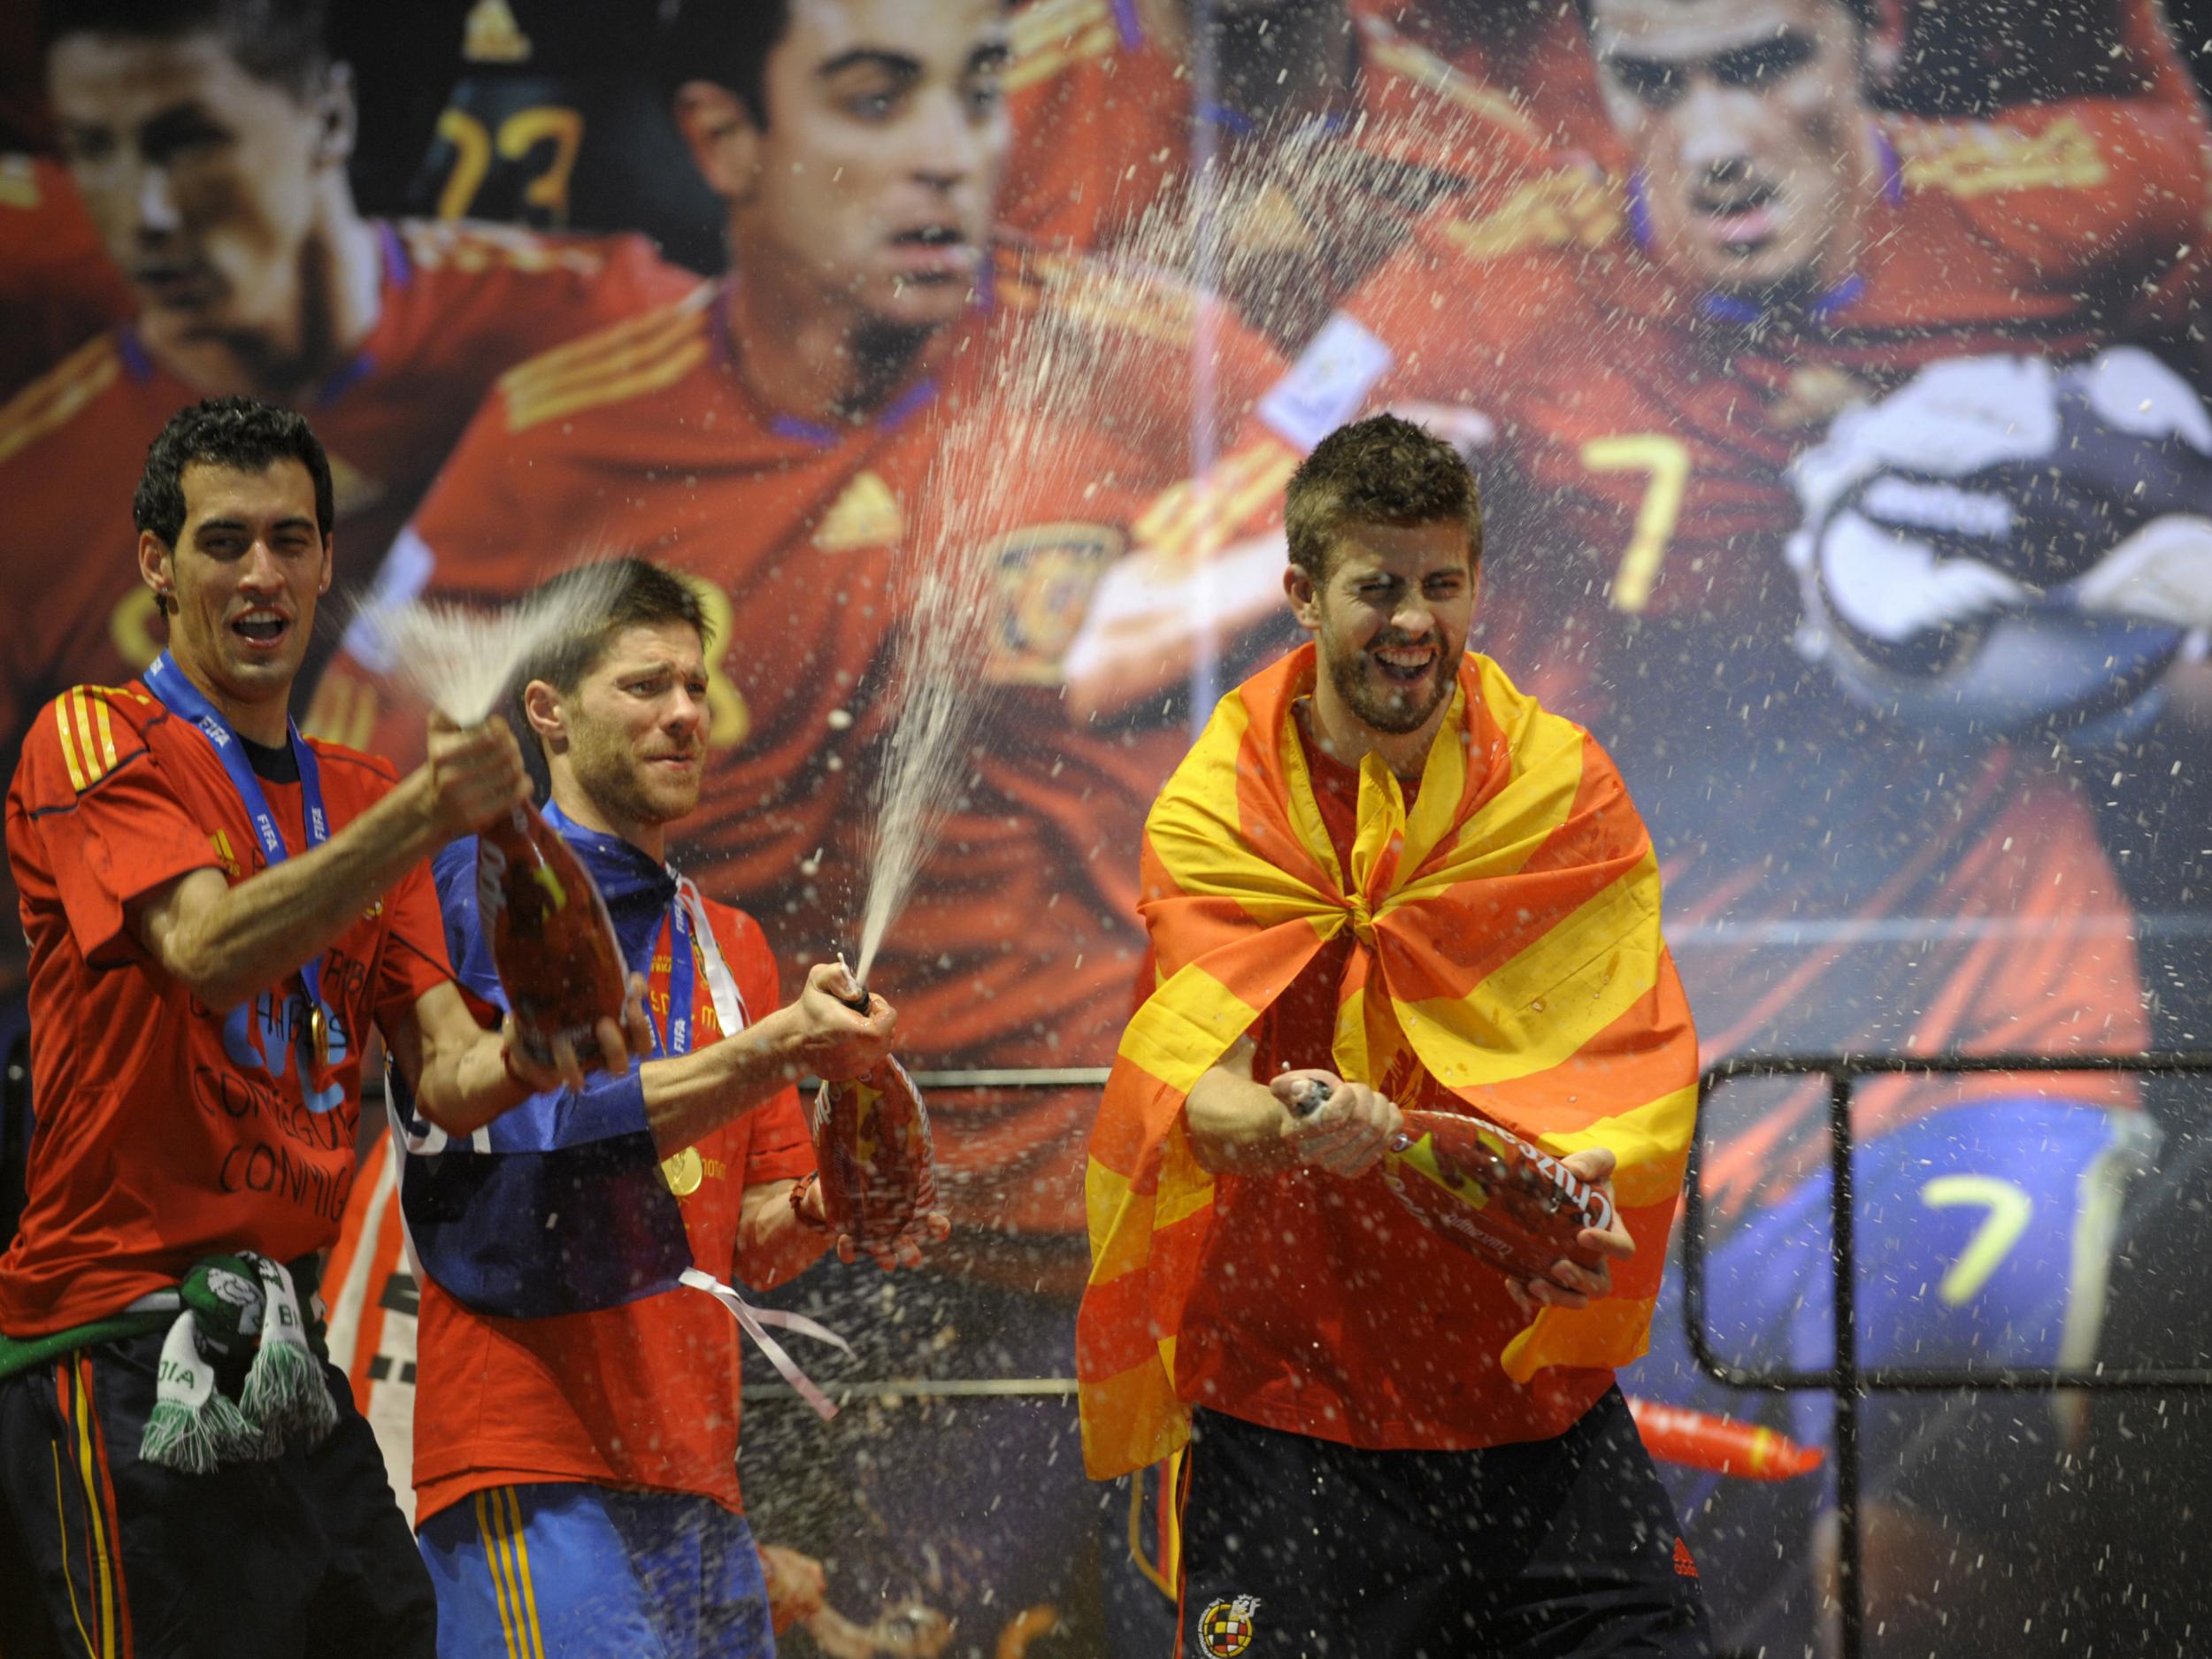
[1589,0,1871,301]
[1292,519,1477,744]
[715,0,1010,332]
[142,457,332,727]
[541,621,713,841]
[50,27,343,346]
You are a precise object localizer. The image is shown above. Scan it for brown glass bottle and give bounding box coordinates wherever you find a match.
[474,803,628,1067]
[811,1056,939,1250]
[1286,1080,1612,1280]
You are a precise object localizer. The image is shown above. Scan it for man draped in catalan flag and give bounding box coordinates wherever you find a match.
[1078,413,1712,1657]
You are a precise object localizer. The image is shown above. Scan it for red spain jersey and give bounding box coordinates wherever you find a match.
[0,153,131,398]
[1206,107,2193,1207]
[0,218,691,778]
[1002,2,1554,260]
[322,252,1286,1239]
[411,893,813,1523]
[0,679,453,1336]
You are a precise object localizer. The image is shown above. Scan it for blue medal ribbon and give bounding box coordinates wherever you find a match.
[661,896,698,1057]
[143,651,333,1070]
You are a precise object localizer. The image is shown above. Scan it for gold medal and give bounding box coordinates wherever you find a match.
[660,1146,704,1197]
[309,1003,330,1071]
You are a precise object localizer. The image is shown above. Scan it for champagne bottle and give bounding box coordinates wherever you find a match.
[474,803,628,1068]
[811,972,939,1249]
[1285,1079,1611,1281]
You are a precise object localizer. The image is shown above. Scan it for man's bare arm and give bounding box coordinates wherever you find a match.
[128,719,526,1012]
[640,963,895,1157]
[1185,1037,1403,1178]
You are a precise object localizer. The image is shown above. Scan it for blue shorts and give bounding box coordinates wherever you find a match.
[417,1483,772,1659]
[1630,1095,2155,1650]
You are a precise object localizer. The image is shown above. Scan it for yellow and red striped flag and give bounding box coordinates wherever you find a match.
[1077,643,1699,1479]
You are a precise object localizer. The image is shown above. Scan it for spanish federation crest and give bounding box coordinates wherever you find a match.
[1196,1595,1261,1657]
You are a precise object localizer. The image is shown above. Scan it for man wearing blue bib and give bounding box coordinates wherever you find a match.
[398,558,941,1659]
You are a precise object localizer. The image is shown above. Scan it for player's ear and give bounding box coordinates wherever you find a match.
[521,680,569,751]
[311,60,358,171]
[1285,562,1322,634]
[317,534,334,596]
[674,80,760,204]
[138,528,176,618]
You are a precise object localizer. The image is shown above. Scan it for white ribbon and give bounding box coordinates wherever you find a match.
[677,877,748,1038]
[677,1266,850,1420]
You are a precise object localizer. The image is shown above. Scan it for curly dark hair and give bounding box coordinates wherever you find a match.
[134,396,334,565]
[1283,413,1483,581]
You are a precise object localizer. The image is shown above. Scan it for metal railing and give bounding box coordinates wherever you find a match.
[1682,1051,2212,1659]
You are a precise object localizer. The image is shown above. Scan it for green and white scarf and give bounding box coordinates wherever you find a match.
[137,1253,337,1474]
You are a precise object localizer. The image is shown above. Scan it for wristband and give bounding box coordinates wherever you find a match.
[789,1170,831,1233]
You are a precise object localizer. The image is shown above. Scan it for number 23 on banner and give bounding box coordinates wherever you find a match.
[434,104,585,224]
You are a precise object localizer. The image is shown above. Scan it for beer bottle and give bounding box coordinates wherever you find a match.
[1285,1079,1612,1281]
[811,974,939,1250]
[474,803,629,1068]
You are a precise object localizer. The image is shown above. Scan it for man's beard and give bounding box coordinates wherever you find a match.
[1323,632,1456,735]
[570,722,692,832]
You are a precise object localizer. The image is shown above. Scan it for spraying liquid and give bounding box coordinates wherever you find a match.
[351,565,634,1069]
[839,107,1544,984]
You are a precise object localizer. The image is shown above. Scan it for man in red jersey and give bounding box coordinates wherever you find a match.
[1072,0,2204,1648]
[0,396,645,1659]
[0,0,694,994]
[1082,414,1710,1659]
[396,558,941,1659]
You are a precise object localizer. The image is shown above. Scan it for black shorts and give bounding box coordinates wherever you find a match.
[1178,1387,1711,1659]
[0,1325,434,1659]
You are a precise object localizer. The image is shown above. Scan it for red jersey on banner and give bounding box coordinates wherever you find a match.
[325,253,1285,1237]
[0,680,452,1336]
[0,153,131,398]
[327,274,934,926]
[1002,3,1554,258]
[409,894,813,1523]
[0,219,690,772]
[1202,104,2195,1203]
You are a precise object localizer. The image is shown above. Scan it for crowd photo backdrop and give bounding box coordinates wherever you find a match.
[4,1,2212,1656]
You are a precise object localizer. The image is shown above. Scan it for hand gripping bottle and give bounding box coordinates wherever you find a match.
[474,803,628,1068]
[810,973,940,1253]
[1286,1079,1613,1281]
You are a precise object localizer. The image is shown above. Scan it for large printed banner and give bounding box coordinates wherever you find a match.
[7,2,2212,1655]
